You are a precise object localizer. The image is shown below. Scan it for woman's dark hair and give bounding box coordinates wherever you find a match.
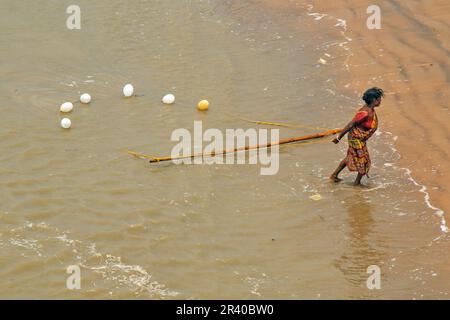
[363,87,384,105]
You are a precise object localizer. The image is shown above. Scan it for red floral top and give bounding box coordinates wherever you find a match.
[352,110,376,130]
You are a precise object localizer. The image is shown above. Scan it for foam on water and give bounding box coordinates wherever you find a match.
[402,168,448,233]
[384,133,448,233]
[1,221,178,298]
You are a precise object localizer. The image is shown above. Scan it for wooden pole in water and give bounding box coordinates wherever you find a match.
[147,128,343,163]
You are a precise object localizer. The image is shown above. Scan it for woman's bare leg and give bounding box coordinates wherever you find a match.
[330,159,346,182]
[353,173,364,186]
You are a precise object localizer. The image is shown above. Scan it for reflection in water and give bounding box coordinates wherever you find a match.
[334,191,383,294]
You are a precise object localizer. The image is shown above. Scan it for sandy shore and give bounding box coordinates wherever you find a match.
[259,0,449,221]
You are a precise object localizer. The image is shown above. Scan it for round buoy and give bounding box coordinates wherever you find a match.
[60,102,74,113]
[197,100,209,111]
[61,118,72,129]
[80,93,91,104]
[162,94,175,104]
[123,84,134,97]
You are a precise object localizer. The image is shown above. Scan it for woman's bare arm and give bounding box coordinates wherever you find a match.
[332,120,356,144]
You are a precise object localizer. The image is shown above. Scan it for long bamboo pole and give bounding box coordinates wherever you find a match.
[146,128,342,163]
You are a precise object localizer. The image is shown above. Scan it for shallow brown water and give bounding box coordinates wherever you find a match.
[0,0,448,299]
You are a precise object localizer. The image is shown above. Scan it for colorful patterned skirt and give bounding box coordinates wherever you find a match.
[345,136,371,175]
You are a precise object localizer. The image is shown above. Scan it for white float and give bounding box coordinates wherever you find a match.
[60,102,74,113]
[162,94,175,104]
[80,93,91,104]
[61,118,72,129]
[123,84,134,97]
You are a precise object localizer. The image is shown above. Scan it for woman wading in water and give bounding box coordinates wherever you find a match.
[330,87,384,186]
